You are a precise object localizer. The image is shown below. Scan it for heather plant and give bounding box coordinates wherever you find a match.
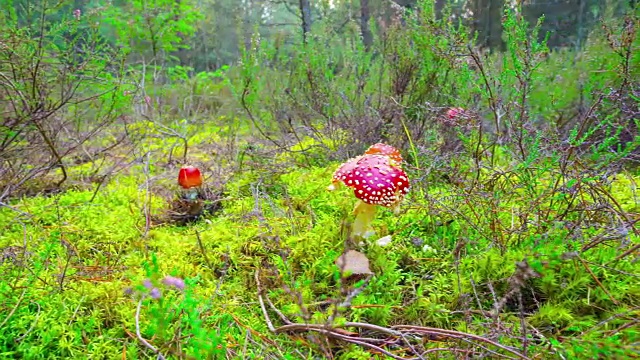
[235,0,479,162]
[124,258,226,359]
[0,0,130,201]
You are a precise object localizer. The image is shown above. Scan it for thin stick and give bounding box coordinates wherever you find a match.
[518,292,528,357]
[141,151,152,238]
[528,324,566,360]
[0,288,27,330]
[614,242,640,262]
[265,294,292,325]
[195,230,213,270]
[255,269,276,332]
[275,322,524,359]
[422,348,474,356]
[277,325,411,360]
[135,299,166,360]
[578,256,620,306]
[392,325,529,359]
[15,302,41,342]
[214,246,231,296]
[0,201,32,217]
[241,329,250,360]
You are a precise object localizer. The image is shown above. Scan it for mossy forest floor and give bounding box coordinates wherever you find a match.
[1,120,638,360]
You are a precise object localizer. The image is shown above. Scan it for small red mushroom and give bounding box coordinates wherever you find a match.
[178,166,203,189]
[364,143,403,166]
[178,166,203,201]
[446,107,465,120]
[329,154,410,238]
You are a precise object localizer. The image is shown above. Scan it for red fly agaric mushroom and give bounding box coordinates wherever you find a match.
[329,154,410,238]
[178,166,203,200]
[446,107,465,120]
[364,143,403,166]
[178,166,203,188]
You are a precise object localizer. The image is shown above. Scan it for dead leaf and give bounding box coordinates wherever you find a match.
[335,250,373,276]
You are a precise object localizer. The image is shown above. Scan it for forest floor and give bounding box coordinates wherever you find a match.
[1,118,639,360]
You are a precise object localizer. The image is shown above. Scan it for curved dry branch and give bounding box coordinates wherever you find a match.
[262,300,529,359]
[392,325,529,359]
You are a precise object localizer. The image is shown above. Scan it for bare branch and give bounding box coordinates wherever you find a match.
[135,299,167,360]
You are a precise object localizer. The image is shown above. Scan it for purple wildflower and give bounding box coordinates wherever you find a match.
[149,287,162,299]
[142,278,154,290]
[162,276,185,291]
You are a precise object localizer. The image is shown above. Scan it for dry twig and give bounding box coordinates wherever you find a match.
[256,267,530,360]
[135,298,166,360]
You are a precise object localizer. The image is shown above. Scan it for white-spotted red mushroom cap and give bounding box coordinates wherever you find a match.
[364,143,403,166]
[331,154,409,207]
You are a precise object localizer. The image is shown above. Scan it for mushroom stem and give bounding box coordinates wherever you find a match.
[352,200,377,239]
[185,187,199,201]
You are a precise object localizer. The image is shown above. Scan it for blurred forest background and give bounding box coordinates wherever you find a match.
[170,0,632,70]
[6,0,631,71]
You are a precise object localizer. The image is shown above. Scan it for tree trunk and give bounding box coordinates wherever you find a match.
[360,0,373,51]
[487,0,504,51]
[299,0,312,43]
[470,0,504,51]
[435,0,446,19]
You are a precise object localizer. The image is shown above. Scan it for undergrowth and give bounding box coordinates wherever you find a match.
[1,0,639,359]
[1,146,638,358]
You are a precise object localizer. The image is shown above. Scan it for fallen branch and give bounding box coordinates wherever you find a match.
[256,268,530,360]
[392,325,528,359]
[255,269,276,333]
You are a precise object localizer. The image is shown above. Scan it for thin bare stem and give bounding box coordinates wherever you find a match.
[15,301,41,343]
[135,298,166,360]
[256,269,277,333]
[0,288,27,330]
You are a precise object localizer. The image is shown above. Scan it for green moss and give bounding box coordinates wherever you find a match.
[2,140,639,359]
